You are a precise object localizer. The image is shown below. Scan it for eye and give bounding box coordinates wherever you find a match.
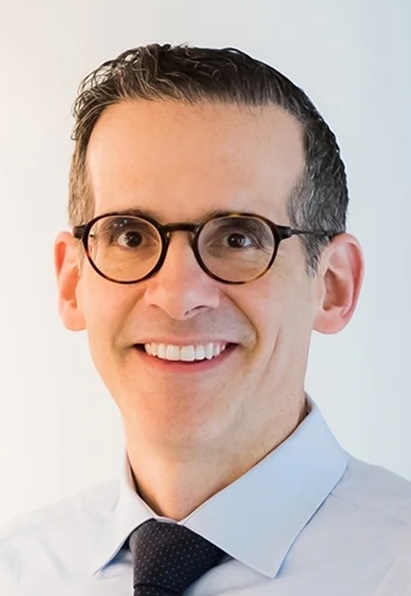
[103,218,158,250]
[116,228,143,248]
[223,230,256,249]
[213,221,269,250]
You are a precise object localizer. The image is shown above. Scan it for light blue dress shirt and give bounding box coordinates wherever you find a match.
[1,399,411,595]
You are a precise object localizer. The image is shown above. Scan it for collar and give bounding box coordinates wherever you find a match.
[90,397,347,578]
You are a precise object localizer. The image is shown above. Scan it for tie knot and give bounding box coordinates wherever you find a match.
[129,519,226,595]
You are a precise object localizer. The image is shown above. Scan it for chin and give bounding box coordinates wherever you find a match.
[124,396,232,449]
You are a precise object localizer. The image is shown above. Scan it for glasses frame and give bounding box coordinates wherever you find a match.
[73,211,339,285]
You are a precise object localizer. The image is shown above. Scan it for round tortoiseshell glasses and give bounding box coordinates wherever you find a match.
[73,211,339,285]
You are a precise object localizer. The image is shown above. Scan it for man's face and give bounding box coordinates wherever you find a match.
[72,100,320,452]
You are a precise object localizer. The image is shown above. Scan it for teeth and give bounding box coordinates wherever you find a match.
[166,345,180,361]
[195,345,205,360]
[181,346,196,361]
[143,342,228,362]
[204,343,214,360]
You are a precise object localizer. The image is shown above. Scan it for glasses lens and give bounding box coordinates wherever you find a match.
[87,216,162,282]
[198,216,276,282]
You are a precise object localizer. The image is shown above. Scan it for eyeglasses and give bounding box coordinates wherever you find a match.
[73,211,339,285]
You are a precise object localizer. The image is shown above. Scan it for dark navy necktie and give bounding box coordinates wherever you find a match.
[129,519,226,595]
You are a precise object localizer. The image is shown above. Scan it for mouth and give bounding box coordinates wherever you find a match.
[133,342,238,373]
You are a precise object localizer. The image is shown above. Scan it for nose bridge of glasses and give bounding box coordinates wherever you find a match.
[157,222,204,278]
[162,222,198,239]
[161,223,199,255]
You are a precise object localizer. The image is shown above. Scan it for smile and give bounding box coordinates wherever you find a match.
[144,342,228,362]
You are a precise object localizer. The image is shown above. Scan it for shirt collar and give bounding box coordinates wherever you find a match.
[90,397,347,578]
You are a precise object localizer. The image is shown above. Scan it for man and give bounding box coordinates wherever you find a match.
[1,43,410,595]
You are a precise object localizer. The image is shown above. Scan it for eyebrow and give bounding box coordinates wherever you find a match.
[100,207,243,224]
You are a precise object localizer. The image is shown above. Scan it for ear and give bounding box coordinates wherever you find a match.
[313,233,364,334]
[54,232,86,331]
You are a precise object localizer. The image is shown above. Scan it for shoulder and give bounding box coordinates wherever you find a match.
[0,478,119,540]
[331,454,411,527]
[0,479,119,584]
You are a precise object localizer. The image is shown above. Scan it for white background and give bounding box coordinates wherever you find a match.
[0,0,410,525]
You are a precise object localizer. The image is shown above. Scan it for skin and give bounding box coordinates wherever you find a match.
[55,100,364,520]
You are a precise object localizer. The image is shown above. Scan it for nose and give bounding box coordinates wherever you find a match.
[143,233,221,321]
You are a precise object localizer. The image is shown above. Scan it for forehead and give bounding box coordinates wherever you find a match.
[86,99,305,222]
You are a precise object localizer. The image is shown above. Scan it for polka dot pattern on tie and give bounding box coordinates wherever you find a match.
[129,518,226,595]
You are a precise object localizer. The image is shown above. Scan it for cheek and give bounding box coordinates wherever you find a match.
[245,277,291,333]
[246,273,312,353]
[77,276,131,350]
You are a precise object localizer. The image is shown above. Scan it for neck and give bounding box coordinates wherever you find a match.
[125,395,308,520]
